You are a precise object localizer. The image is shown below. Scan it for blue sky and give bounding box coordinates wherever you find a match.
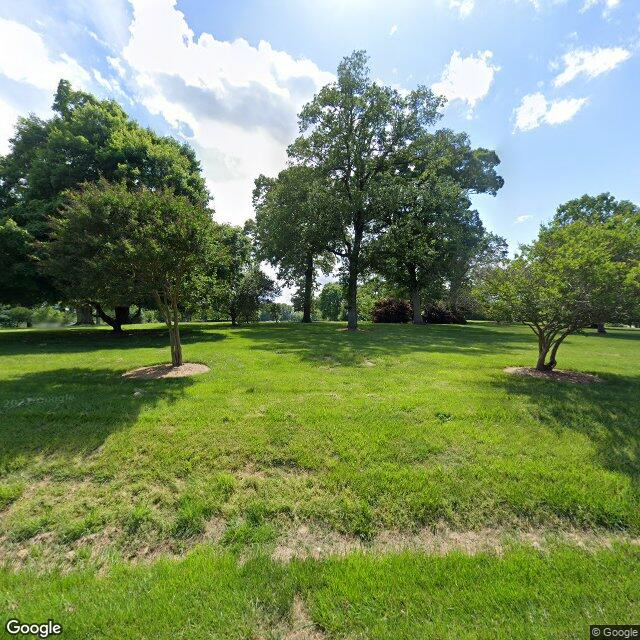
[0,0,638,256]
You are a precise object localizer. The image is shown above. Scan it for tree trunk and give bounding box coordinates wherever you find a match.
[114,306,130,327]
[346,263,358,330]
[597,322,606,335]
[346,222,363,331]
[93,303,123,333]
[75,305,94,326]
[171,299,183,367]
[230,309,238,326]
[302,255,314,323]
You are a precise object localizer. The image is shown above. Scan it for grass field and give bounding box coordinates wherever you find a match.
[1,321,638,638]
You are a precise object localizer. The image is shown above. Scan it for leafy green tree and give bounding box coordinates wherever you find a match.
[0,80,208,329]
[317,283,343,321]
[288,51,443,330]
[447,230,508,316]
[253,166,333,323]
[550,193,640,333]
[212,225,279,325]
[482,216,640,371]
[368,177,472,323]
[367,124,504,323]
[46,181,220,366]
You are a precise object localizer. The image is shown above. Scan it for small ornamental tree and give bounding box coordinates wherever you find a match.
[482,216,640,371]
[47,180,220,366]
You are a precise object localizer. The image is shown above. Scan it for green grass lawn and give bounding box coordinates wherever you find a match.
[0,321,638,637]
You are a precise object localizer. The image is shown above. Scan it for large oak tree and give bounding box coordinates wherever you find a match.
[288,51,443,330]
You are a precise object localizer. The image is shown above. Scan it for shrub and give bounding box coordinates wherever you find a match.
[372,298,412,323]
[423,303,467,324]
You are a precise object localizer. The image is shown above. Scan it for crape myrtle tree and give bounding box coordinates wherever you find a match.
[46,181,221,366]
[253,165,334,323]
[549,193,640,334]
[288,51,444,330]
[0,79,208,329]
[482,214,640,371]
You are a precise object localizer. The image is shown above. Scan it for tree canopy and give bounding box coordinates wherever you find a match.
[0,79,208,315]
[482,211,640,371]
[47,180,221,364]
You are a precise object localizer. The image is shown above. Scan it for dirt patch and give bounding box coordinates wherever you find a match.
[122,363,210,379]
[504,367,601,384]
[271,523,637,562]
[283,595,327,640]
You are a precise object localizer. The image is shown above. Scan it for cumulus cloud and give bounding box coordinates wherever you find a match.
[432,50,499,116]
[513,92,588,131]
[553,46,631,87]
[449,0,475,18]
[514,214,533,223]
[581,0,621,17]
[120,0,334,224]
[0,17,90,91]
[0,97,19,154]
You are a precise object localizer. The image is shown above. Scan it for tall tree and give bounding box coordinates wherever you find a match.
[288,51,443,330]
[0,80,208,329]
[212,225,279,325]
[368,175,474,323]
[253,166,333,323]
[46,181,220,366]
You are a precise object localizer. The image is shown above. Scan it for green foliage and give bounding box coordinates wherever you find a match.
[289,50,444,328]
[317,283,343,321]
[0,80,208,306]
[254,166,334,321]
[483,212,640,370]
[45,180,222,364]
[0,306,33,328]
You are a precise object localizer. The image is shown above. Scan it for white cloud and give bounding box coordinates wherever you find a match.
[389,24,398,36]
[432,50,499,115]
[553,46,631,87]
[449,0,475,18]
[513,92,588,131]
[0,17,90,91]
[0,97,19,155]
[121,0,334,225]
[515,214,533,223]
[581,0,621,17]
[107,56,127,78]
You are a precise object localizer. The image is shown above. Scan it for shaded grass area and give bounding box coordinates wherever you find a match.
[1,544,638,639]
[0,322,639,563]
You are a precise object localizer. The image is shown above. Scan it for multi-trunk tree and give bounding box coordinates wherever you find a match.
[482,212,640,371]
[253,166,333,323]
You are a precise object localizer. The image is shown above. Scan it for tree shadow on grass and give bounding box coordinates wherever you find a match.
[0,324,226,357]
[488,370,640,483]
[0,367,193,472]
[234,321,536,366]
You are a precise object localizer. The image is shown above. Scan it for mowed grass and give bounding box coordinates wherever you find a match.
[1,321,639,636]
[1,321,638,553]
[1,544,639,639]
